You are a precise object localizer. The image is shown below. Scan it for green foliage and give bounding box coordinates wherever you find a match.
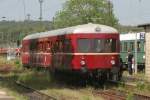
[117,81,125,91]
[126,92,134,100]
[52,0,118,29]
[136,81,145,91]
[83,96,90,100]
[0,21,52,47]
[14,59,22,70]
[18,70,52,89]
[146,84,150,91]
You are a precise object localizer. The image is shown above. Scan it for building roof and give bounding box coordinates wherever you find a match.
[138,23,150,27]
[23,23,118,40]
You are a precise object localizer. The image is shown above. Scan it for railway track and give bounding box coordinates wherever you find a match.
[15,81,57,100]
[92,89,126,100]
[101,80,150,100]
[0,76,57,100]
[93,88,150,100]
[134,93,150,100]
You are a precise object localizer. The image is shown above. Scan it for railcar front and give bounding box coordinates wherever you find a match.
[70,33,120,81]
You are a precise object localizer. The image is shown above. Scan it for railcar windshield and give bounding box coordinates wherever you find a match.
[78,39,91,53]
[77,39,117,53]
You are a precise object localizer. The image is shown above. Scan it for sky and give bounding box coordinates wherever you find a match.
[0,0,149,26]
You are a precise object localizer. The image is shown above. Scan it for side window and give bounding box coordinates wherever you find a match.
[58,41,63,52]
[124,42,128,51]
[63,39,72,53]
[51,41,59,53]
[46,41,51,52]
[29,40,37,52]
[38,42,43,52]
[42,42,45,52]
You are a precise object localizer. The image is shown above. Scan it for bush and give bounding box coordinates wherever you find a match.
[14,59,22,70]
[136,81,145,91]
[126,92,134,100]
[18,70,52,89]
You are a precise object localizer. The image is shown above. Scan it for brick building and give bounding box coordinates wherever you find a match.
[138,24,150,81]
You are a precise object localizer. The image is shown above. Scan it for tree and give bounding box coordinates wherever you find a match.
[52,0,118,29]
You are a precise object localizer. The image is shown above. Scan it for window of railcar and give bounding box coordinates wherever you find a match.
[58,41,63,52]
[130,42,134,51]
[42,42,44,52]
[124,42,128,52]
[54,41,59,52]
[38,42,43,51]
[110,39,116,52]
[29,40,37,52]
[92,39,104,53]
[63,39,72,53]
[78,39,91,53]
[92,39,116,53]
[43,42,47,52]
[46,41,50,52]
[106,39,116,52]
[137,41,141,51]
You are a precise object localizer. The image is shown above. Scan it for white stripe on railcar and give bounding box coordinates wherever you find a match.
[22,52,119,55]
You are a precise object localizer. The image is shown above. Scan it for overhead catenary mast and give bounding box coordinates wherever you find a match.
[39,0,44,21]
[23,0,26,20]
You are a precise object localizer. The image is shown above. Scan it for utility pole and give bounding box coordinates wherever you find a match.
[135,33,138,74]
[39,0,44,21]
[27,14,31,21]
[23,0,26,20]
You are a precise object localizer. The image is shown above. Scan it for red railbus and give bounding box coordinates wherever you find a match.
[21,23,121,81]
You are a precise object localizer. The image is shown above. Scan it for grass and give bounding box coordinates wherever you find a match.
[17,69,103,100]
[114,71,150,100]
[0,56,28,100]
[0,73,28,100]
[126,92,134,100]
[18,70,52,89]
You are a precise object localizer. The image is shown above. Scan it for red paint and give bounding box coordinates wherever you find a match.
[71,54,119,70]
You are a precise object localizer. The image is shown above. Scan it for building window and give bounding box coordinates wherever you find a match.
[137,41,140,51]
[130,42,134,51]
[120,43,122,52]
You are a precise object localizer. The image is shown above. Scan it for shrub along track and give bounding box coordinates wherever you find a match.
[100,80,150,100]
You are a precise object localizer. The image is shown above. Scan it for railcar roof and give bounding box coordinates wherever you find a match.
[23,23,118,40]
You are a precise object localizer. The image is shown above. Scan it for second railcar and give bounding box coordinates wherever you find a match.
[120,32,145,71]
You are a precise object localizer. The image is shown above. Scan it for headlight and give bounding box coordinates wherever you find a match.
[80,60,86,66]
[110,60,115,65]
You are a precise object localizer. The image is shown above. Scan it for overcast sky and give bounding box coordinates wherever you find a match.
[0,0,149,25]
